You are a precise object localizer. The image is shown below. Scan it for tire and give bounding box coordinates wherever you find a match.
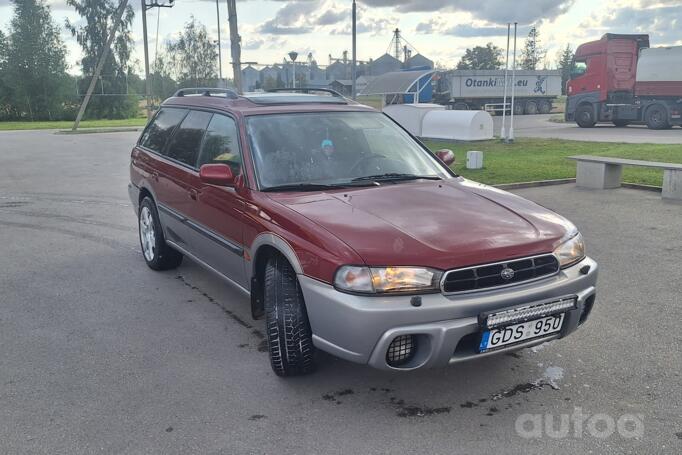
[452,102,469,110]
[645,105,670,130]
[264,254,315,376]
[538,100,552,114]
[524,100,538,115]
[138,197,183,271]
[575,104,596,128]
[612,120,630,127]
[513,101,525,115]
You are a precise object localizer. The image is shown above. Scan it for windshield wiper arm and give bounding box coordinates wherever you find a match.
[262,183,341,192]
[261,181,377,192]
[351,173,442,183]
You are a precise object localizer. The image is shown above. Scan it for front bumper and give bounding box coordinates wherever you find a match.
[299,257,598,371]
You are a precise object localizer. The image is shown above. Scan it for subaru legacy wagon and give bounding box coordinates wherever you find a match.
[129,88,598,376]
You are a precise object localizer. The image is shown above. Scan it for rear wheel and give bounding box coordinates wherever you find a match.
[612,120,630,127]
[645,105,670,130]
[264,255,316,377]
[538,100,552,114]
[513,101,525,115]
[452,102,469,110]
[138,197,183,271]
[524,100,538,115]
[575,104,596,128]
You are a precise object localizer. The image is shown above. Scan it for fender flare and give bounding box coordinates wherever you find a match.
[248,233,304,320]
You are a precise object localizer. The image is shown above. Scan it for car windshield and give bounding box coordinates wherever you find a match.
[246,111,450,190]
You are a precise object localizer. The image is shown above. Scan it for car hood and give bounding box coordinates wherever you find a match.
[267,178,572,270]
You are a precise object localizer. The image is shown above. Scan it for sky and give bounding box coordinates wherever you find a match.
[0,0,681,77]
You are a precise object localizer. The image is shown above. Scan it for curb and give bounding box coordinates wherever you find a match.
[493,179,663,193]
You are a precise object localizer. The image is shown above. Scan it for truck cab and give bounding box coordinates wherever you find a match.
[566,34,649,127]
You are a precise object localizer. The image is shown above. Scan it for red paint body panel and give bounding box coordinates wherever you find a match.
[568,35,642,102]
[635,81,682,97]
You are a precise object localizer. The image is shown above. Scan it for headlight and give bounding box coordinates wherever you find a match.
[334,266,442,294]
[553,232,586,268]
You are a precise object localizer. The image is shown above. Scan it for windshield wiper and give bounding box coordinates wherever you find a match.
[261,181,377,192]
[351,173,442,183]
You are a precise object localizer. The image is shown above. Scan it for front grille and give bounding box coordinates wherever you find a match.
[441,254,559,294]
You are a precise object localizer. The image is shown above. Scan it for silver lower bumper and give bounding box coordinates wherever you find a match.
[299,257,598,371]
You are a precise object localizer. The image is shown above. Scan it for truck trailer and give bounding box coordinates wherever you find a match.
[566,33,682,129]
[435,69,562,115]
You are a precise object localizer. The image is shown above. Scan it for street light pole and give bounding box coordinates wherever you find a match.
[508,22,518,143]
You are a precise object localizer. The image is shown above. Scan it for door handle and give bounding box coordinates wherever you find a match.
[189,189,198,201]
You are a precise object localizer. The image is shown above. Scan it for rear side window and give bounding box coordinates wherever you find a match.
[139,108,188,153]
[197,114,242,175]
[165,110,213,167]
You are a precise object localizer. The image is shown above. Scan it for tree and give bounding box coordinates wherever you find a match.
[2,0,73,121]
[66,0,138,119]
[456,43,502,70]
[520,26,547,70]
[162,17,218,88]
[0,29,8,119]
[556,44,574,95]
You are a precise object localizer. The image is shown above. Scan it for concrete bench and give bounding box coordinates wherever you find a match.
[568,155,682,200]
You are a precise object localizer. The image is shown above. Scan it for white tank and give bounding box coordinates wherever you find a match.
[636,46,682,82]
[382,104,445,137]
[421,110,493,141]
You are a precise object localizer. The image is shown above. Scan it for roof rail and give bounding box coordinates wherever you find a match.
[173,87,239,99]
[265,87,345,98]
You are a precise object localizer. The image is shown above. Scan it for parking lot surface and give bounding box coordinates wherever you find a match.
[1,130,680,454]
[492,114,682,144]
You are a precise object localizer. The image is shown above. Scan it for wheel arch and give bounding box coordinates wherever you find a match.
[249,233,304,320]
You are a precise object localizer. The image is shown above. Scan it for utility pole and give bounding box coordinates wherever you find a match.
[141,0,151,119]
[215,0,223,87]
[226,0,242,93]
[351,0,357,99]
[72,0,129,131]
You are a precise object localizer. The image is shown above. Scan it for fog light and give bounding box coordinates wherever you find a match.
[386,335,416,367]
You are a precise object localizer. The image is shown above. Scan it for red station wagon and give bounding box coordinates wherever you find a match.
[129,88,598,376]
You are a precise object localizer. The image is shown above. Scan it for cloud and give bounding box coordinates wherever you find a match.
[259,20,313,35]
[257,0,321,35]
[316,8,348,26]
[361,0,575,24]
[417,19,529,37]
[589,5,682,46]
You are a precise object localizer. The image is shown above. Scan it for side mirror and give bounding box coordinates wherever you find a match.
[436,149,456,166]
[199,164,235,186]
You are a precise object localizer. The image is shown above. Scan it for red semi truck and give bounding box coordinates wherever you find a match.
[566,33,682,129]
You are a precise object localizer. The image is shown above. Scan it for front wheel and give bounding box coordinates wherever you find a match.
[138,197,183,271]
[575,105,596,128]
[264,255,316,376]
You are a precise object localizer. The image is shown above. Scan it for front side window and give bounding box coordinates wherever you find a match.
[570,60,587,78]
[246,111,449,189]
[197,114,242,175]
[165,110,212,167]
[139,108,188,153]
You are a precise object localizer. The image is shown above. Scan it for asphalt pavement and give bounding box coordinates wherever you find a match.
[0,130,680,454]
[492,114,682,144]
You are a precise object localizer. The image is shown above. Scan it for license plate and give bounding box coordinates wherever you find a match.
[479,313,565,352]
